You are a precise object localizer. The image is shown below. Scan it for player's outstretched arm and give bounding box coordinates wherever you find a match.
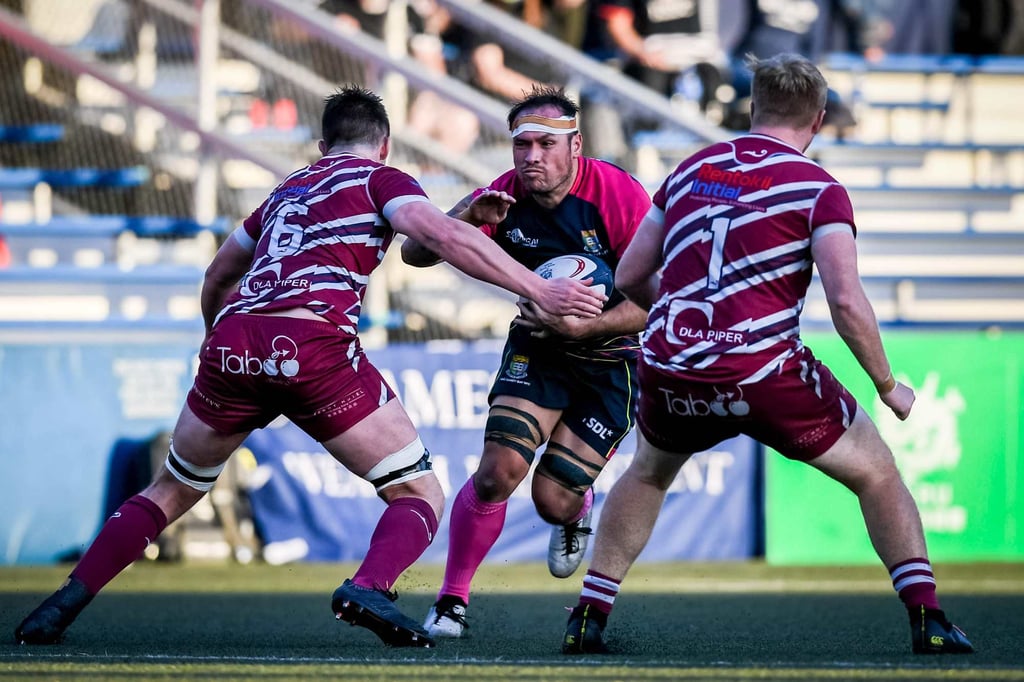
[400,190,515,267]
[392,200,604,317]
[812,228,914,420]
[400,236,442,267]
[201,232,254,333]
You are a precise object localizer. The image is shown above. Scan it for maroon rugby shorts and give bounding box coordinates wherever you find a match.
[188,314,395,442]
[636,347,859,461]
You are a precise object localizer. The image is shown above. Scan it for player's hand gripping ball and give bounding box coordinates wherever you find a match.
[519,254,614,338]
[532,253,614,301]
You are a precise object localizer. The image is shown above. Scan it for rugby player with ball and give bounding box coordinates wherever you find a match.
[402,85,651,639]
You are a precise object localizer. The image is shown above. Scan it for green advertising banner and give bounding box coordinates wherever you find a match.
[766,331,1022,564]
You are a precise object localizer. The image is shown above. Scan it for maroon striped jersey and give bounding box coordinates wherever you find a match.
[641,133,857,383]
[216,152,430,337]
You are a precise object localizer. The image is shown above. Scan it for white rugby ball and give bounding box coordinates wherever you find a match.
[533,253,614,298]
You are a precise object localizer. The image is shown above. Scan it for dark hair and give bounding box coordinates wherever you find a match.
[747,53,828,129]
[506,85,580,130]
[321,85,390,149]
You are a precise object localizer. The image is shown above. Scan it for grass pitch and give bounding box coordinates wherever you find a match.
[1,561,1022,681]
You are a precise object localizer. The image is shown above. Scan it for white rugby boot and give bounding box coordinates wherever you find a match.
[548,496,594,579]
[423,595,469,638]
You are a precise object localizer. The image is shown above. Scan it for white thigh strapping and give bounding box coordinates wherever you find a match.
[164,443,226,492]
[363,437,432,492]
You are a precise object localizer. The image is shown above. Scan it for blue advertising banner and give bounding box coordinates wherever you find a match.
[242,341,761,564]
[0,335,760,565]
[0,328,202,564]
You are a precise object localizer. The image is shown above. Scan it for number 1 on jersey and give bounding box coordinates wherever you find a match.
[706,217,730,290]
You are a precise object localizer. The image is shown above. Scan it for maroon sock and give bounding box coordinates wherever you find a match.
[352,497,438,592]
[889,557,941,611]
[578,569,621,616]
[71,494,168,595]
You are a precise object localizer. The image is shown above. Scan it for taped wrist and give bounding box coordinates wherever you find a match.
[875,372,897,395]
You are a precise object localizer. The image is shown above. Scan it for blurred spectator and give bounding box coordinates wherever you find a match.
[73,0,196,62]
[525,0,592,48]
[222,0,303,130]
[1005,0,1024,54]
[584,0,725,97]
[579,0,726,162]
[720,0,864,136]
[871,0,956,55]
[444,0,561,103]
[318,0,391,88]
[321,0,480,157]
[953,0,1019,55]
[322,0,389,35]
[404,1,481,156]
[481,0,591,48]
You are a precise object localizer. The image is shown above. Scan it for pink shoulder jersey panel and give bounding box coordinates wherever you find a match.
[475,159,650,257]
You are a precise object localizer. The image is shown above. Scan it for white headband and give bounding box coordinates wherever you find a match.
[510,114,578,138]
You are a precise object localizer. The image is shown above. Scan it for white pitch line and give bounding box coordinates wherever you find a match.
[0,650,1014,671]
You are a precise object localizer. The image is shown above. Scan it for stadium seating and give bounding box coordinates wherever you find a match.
[808,220,1024,328]
[0,166,150,190]
[0,215,230,268]
[2,2,1022,336]
[823,53,1024,143]
[808,140,1024,188]
[821,53,972,142]
[844,185,1018,212]
[0,264,205,321]
[0,110,224,320]
[0,123,64,143]
[805,275,1024,327]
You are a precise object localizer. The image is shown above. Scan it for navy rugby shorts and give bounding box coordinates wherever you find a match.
[490,326,638,457]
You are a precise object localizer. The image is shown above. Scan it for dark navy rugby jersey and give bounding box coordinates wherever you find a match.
[478,156,652,360]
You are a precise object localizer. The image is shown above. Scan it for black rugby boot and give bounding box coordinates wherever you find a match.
[910,606,974,654]
[15,576,94,645]
[561,604,609,654]
[332,579,434,648]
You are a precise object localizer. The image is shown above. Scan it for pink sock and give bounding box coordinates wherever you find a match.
[438,477,507,603]
[71,494,168,595]
[569,487,594,524]
[352,496,438,592]
[890,557,941,610]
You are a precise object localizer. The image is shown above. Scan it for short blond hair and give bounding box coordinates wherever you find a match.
[747,53,828,129]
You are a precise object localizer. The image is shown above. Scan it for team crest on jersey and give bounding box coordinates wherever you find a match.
[506,354,530,379]
[580,230,602,254]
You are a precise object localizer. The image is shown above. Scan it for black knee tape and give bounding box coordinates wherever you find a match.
[485,406,543,464]
[536,443,599,496]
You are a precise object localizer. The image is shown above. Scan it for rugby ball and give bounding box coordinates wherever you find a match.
[533,253,614,299]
